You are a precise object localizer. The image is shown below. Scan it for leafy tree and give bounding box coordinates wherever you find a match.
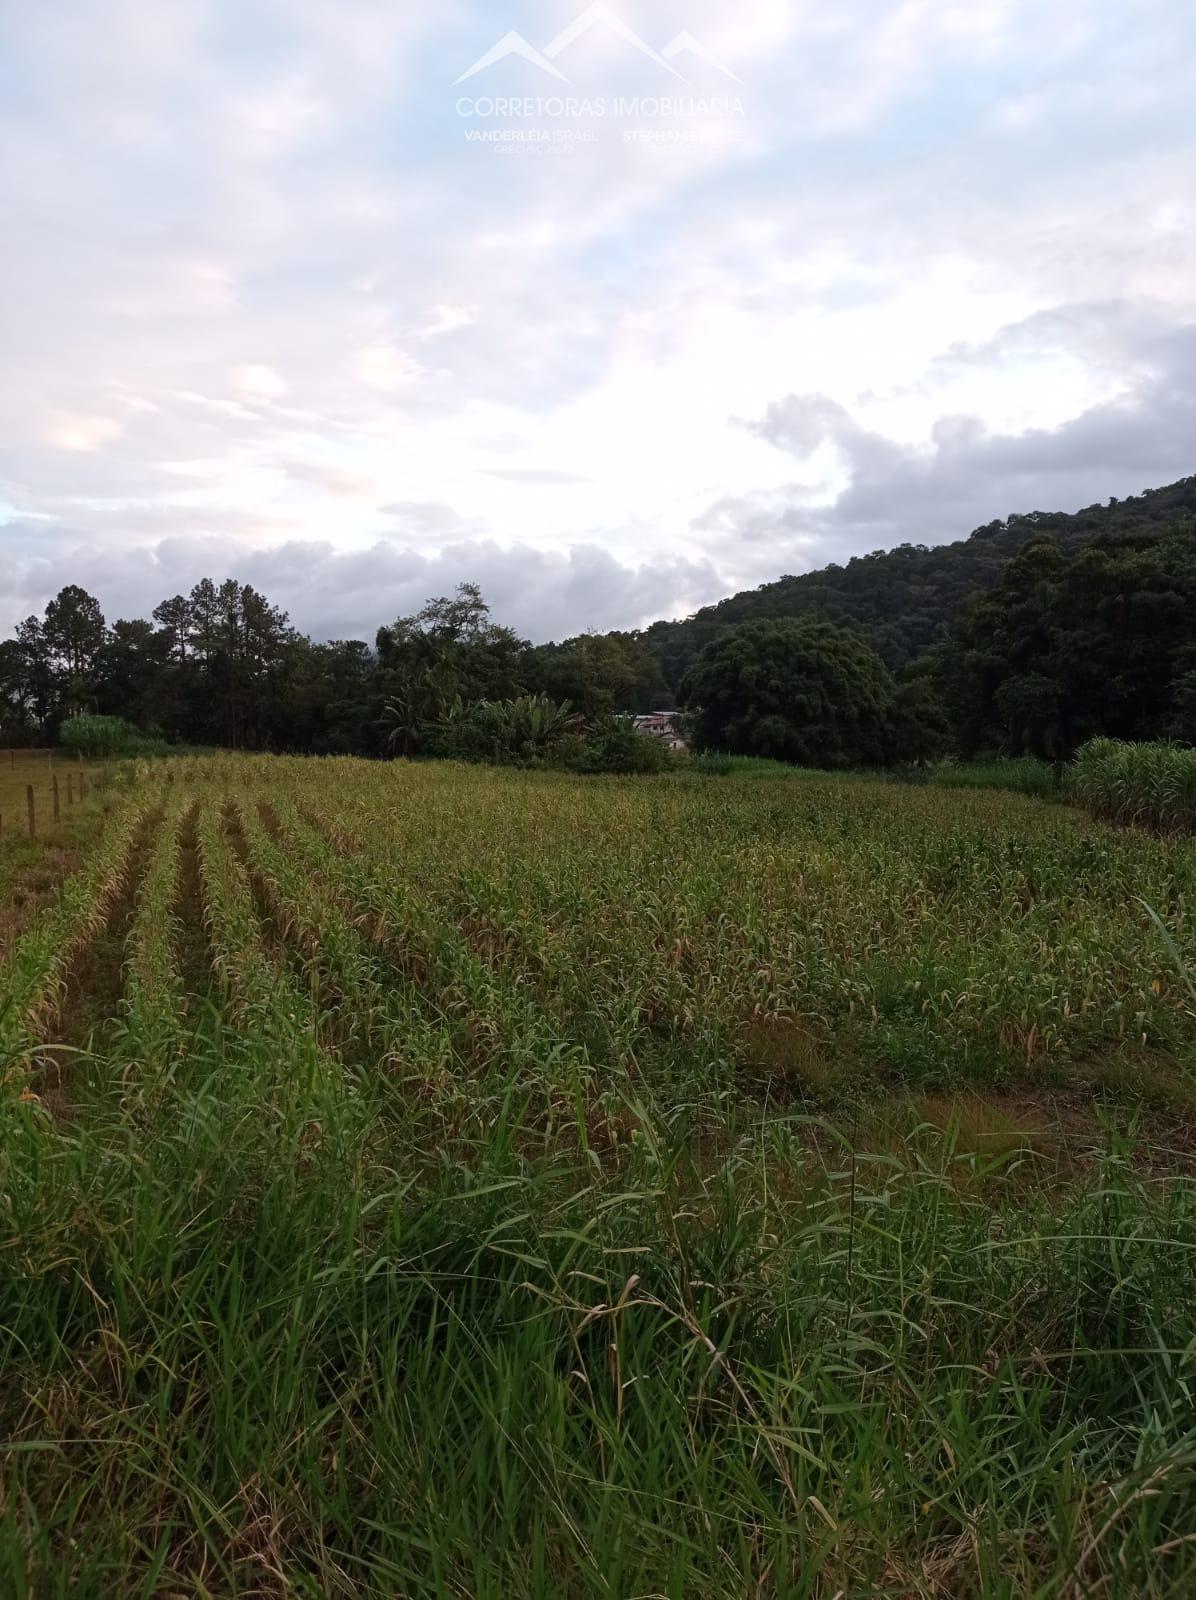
[556,714,673,773]
[96,619,173,729]
[530,632,669,717]
[680,618,897,768]
[426,694,582,765]
[943,529,1196,757]
[0,623,54,736]
[303,640,378,755]
[152,595,191,663]
[377,584,530,753]
[42,585,106,716]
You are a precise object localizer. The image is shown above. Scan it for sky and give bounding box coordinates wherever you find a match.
[2,0,1195,644]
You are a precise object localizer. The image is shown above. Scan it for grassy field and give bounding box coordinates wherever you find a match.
[0,749,107,843]
[0,751,114,962]
[1,754,1195,1596]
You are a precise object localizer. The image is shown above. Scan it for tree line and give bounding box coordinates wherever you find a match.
[0,580,671,760]
[2,496,1192,768]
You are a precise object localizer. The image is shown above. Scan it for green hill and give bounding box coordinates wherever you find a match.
[638,475,1196,692]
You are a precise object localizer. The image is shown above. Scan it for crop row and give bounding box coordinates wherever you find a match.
[252,755,1196,1087]
[0,790,155,1082]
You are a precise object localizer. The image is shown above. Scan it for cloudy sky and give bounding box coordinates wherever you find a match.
[2,0,1194,643]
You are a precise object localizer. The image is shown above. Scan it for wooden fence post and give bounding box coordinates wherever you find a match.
[52,775,60,822]
[80,773,88,801]
[67,774,75,805]
[26,785,36,838]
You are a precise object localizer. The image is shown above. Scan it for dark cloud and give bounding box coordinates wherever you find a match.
[730,320,1196,562]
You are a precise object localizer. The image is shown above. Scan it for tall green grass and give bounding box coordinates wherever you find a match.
[686,752,1061,798]
[2,1021,1196,1597]
[58,714,170,760]
[683,752,809,778]
[919,756,1059,798]
[1070,738,1196,832]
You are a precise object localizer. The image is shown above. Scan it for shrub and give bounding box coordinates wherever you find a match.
[551,717,674,775]
[1069,738,1196,832]
[58,714,167,760]
[419,700,672,776]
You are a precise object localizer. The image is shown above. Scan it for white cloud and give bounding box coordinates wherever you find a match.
[235,364,289,401]
[353,345,426,389]
[45,413,124,453]
[416,304,478,340]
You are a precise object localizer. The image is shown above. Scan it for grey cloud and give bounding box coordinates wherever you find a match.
[732,319,1196,563]
[934,301,1174,372]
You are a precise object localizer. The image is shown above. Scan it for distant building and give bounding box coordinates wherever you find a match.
[633,711,688,752]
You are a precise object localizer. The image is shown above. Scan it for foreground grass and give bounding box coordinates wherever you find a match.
[3,1020,1196,1598]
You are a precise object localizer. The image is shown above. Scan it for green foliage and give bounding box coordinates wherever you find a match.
[684,752,801,778]
[943,528,1196,758]
[550,714,674,774]
[423,697,671,775]
[913,756,1060,797]
[425,692,581,764]
[680,618,900,767]
[58,713,165,759]
[1069,738,1196,832]
[529,631,669,717]
[377,584,530,755]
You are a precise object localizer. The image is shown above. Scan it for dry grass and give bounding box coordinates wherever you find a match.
[917,1091,1053,1160]
[0,749,105,846]
[739,1011,836,1097]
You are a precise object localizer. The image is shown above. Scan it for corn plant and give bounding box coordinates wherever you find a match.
[0,791,152,1081]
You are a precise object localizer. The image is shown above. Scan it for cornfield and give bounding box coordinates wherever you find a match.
[2,754,1195,1596]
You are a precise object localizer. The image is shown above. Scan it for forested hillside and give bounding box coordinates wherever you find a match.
[636,476,1196,689]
